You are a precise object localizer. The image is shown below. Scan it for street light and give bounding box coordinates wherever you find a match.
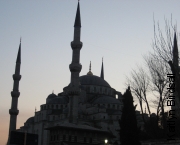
[105,139,108,144]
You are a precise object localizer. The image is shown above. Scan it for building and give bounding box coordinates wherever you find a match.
[8,2,124,145]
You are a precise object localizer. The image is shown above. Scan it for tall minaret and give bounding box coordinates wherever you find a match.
[100,58,104,79]
[68,2,82,123]
[172,32,180,110]
[8,40,21,144]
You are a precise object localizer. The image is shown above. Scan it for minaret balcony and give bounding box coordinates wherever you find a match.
[13,74,21,80]
[69,63,82,72]
[11,91,20,98]
[9,109,19,115]
[71,41,83,49]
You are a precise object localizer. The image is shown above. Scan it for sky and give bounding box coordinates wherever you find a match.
[0,0,180,144]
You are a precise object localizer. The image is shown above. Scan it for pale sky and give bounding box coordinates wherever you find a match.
[0,1,180,144]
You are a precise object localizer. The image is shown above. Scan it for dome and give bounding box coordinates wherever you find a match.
[80,75,110,87]
[46,93,57,104]
[93,96,120,104]
[47,96,68,104]
[25,117,34,124]
[47,93,57,99]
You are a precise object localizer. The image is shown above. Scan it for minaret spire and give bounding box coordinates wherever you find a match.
[68,2,83,123]
[100,57,104,79]
[8,40,22,144]
[87,61,93,75]
[173,32,179,68]
[172,32,180,111]
[74,2,81,27]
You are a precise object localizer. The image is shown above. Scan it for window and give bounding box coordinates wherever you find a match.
[56,105,58,109]
[90,138,92,143]
[104,116,105,119]
[74,136,77,142]
[63,135,66,141]
[100,87,102,93]
[84,137,86,143]
[113,104,115,109]
[69,135,71,141]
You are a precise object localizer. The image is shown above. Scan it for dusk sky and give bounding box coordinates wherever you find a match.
[0,1,180,144]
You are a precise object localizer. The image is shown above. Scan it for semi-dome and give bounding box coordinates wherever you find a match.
[80,75,110,87]
[47,96,68,104]
[93,96,120,104]
[25,117,34,124]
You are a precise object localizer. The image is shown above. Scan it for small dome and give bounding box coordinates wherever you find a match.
[47,96,68,104]
[80,75,110,87]
[47,93,57,99]
[93,96,120,104]
[25,117,34,124]
[46,93,57,104]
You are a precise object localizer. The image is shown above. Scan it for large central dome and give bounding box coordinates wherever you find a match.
[80,75,111,87]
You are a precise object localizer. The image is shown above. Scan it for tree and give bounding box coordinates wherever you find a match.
[119,86,141,145]
[126,66,151,123]
[144,54,170,131]
[152,20,180,111]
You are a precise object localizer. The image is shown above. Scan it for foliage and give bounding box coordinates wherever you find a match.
[119,87,141,145]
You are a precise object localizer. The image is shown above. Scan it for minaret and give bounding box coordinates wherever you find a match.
[100,58,104,79]
[68,2,82,123]
[8,40,21,144]
[172,32,180,110]
[173,32,179,70]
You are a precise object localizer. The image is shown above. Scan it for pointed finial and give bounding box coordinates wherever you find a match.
[100,58,104,79]
[16,39,21,63]
[87,61,93,75]
[89,61,91,71]
[35,107,37,113]
[52,90,54,94]
[74,1,81,27]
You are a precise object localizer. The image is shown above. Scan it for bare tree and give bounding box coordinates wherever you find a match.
[152,19,180,113]
[126,66,151,123]
[144,54,170,129]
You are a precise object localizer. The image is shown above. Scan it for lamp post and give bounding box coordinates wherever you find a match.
[105,139,108,145]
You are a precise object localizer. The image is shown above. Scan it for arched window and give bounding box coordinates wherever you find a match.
[56,105,58,109]
[84,137,86,143]
[108,104,110,108]
[104,116,105,119]
[117,105,119,109]
[74,136,77,142]
[69,135,71,141]
[63,135,66,141]
[113,104,115,109]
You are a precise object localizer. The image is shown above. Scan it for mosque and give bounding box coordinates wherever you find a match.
[7,2,128,145]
